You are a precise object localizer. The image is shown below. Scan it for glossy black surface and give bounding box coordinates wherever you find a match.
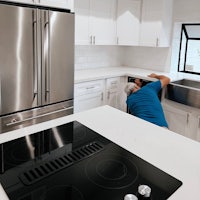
[0,121,182,200]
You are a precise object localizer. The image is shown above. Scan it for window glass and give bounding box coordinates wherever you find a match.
[179,32,186,71]
[186,40,200,73]
[178,24,200,74]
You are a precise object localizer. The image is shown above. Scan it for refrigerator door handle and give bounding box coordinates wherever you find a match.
[44,11,50,103]
[32,9,38,106]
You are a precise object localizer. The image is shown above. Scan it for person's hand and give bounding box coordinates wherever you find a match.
[148,73,157,78]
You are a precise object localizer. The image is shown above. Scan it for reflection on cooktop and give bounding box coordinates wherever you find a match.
[39,185,85,200]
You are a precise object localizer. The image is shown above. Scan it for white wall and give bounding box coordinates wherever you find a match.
[173,0,200,22]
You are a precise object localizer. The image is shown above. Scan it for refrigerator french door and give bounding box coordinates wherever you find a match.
[0,2,74,133]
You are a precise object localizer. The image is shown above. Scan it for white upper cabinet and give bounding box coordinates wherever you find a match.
[38,0,74,10]
[3,0,34,4]
[3,0,73,10]
[139,0,173,47]
[116,0,141,46]
[74,0,90,45]
[90,0,116,45]
[74,0,117,45]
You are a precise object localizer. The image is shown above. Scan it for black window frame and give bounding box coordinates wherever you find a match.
[178,23,200,75]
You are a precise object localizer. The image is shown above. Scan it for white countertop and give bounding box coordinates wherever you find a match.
[1,105,200,199]
[75,66,200,83]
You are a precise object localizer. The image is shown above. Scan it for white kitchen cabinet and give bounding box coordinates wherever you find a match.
[74,0,117,45]
[105,77,120,109]
[162,101,200,142]
[116,0,141,46]
[74,80,105,113]
[38,0,73,10]
[187,114,200,142]
[3,0,34,4]
[162,103,189,138]
[74,0,90,45]
[139,0,173,47]
[4,0,73,10]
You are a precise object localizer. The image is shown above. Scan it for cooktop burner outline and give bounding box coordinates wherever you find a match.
[85,152,139,189]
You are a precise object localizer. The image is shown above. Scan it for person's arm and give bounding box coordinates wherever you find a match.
[148,73,170,88]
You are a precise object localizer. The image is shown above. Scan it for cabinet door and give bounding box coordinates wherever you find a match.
[74,92,104,113]
[4,0,34,4]
[90,0,117,45]
[74,80,105,113]
[196,116,200,142]
[139,0,173,47]
[117,0,141,46]
[105,77,120,109]
[189,115,200,142]
[163,105,189,137]
[106,90,119,109]
[37,0,70,9]
[74,0,90,45]
[5,0,72,9]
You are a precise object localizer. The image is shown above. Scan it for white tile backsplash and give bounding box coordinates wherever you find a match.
[122,46,171,72]
[75,45,125,70]
[75,45,171,72]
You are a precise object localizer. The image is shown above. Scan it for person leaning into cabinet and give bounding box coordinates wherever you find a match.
[124,74,170,128]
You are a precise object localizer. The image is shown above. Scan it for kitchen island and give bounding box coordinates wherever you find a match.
[1,105,200,199]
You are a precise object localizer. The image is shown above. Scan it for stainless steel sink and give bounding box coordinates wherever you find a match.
[171,79,200,89]
[165,79,200,108]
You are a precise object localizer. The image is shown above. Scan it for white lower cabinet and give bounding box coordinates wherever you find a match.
[188,114,200,142]
[163,103,189,137]
[74,80,104,113]
[105,77,127,111]
[74,77,126,113]
[105,77,120,109]
[162,101,200,142]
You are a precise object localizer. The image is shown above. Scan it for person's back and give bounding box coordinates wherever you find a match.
[126,81,168,127]
[125,74,170,128]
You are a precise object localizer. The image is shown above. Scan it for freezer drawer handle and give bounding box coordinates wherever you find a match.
[6,106,73,126]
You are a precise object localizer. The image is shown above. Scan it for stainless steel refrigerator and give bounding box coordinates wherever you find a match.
[0,2,74,133]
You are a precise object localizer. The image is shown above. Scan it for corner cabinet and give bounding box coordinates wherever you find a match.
[74,0,117,45]
[139,0,173,47]
[116,0,141,46]
[4,0,73,10]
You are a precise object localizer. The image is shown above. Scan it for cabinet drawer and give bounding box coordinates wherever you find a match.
[106,77,120,90]
[75,80,104,96]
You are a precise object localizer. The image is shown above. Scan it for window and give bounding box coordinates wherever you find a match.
[178,24,200,74]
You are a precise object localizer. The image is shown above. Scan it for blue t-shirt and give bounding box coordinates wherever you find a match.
[126,80,168,128]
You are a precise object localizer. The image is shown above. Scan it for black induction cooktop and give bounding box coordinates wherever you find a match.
[0,121,182,200]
